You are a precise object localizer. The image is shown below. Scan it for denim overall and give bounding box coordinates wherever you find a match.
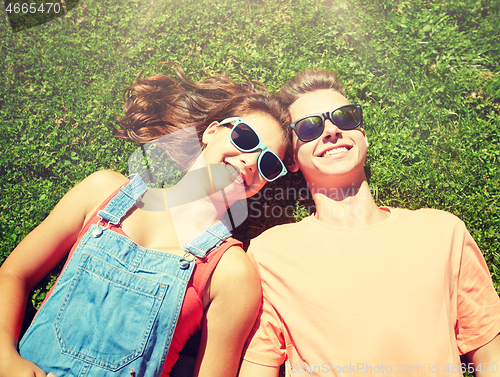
[19,174,231,377]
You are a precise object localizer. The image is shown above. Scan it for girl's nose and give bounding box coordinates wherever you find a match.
[240,151,260,173]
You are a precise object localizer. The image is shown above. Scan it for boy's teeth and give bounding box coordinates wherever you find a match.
[322,147,348,157]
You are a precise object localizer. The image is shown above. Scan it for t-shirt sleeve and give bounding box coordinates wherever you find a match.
[242,247,287,367]
[455,223,500,354]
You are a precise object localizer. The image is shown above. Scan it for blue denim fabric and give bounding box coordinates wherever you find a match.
[183,221,231,257]
[19,174,230,377]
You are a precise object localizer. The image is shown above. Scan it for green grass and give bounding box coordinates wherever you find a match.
[0,1,498,373]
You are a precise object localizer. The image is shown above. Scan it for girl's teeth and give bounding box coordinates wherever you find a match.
[225,164,243,183]
[323,147,348,157]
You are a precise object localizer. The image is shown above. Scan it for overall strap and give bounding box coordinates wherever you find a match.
[183,221,231,258]
[97,174,148,224]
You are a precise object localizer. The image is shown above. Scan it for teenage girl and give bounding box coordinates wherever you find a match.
[0,68,291,377]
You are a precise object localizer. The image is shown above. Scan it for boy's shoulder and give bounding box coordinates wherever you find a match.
[253,215,312,240]
[395,207,465,227]
[248,216,314,259]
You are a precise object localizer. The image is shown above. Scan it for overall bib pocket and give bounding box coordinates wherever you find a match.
[54,254,168,371]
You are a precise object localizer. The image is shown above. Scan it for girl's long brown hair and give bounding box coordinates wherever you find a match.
[114,65,291,170]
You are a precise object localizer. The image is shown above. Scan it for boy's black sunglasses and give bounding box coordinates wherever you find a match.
[290,104,363,142]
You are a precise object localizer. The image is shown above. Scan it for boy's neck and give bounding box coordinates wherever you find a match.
[309,177,389,228]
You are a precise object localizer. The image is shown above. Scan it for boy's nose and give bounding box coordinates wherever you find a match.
[321,119,341,139]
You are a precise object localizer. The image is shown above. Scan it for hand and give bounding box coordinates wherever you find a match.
[0,350,55,377]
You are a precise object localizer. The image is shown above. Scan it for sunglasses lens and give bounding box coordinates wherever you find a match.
[231,123,260,151]
[295,116,324,142]
[259,151,283,181]
[332,106,360,130]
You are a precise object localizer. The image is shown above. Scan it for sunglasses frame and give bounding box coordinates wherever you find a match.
[219,117,287,182]
[290,104,363,142]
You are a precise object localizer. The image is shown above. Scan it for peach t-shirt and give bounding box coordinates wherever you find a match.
[244,208,500,376]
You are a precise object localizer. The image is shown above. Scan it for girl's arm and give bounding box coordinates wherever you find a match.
[0,170,127,377]
[193,246,262,377]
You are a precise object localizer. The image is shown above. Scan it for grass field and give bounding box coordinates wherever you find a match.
[0,0,499,374]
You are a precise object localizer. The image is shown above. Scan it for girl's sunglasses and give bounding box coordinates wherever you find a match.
[219,117,287,182]
[290,104,363,142]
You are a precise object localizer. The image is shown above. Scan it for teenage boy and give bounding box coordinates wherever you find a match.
[239,69,500,377]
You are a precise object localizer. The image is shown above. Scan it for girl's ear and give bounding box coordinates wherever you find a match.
[202,121,220,146]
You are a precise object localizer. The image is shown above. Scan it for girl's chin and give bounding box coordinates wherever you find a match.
[220,182,247,201]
